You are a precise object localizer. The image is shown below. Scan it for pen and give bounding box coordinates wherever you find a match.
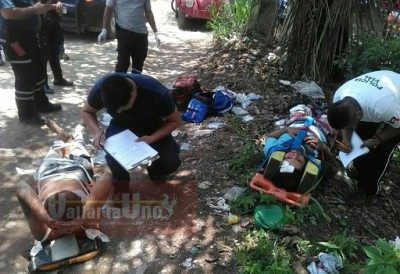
[99,129,106,148]
[335,140,350,150]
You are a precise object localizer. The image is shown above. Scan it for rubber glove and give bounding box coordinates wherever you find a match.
[98,29,107,44]
[154,32,161,47]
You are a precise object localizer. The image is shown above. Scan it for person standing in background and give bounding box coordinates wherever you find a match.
[41,0,73,94]
[97,0,161,73]
[0,0,62,125]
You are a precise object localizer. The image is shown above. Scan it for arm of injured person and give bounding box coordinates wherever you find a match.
[305,135,340,171]
[16,181,73,240]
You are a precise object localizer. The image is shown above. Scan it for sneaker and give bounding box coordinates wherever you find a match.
[149,175,167,185]
[43,83,54,94]
[53,77,73,86]
[345,188,370,206]
[35,102,62,113]
[19,115,47,125]
[334,170,357,191]
[59,53,70,60]
[345,169,359,181]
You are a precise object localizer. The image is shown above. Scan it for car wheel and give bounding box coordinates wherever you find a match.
[106,14,116,39]
[178,9,189,29]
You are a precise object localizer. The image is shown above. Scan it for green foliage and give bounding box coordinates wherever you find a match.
[226,115,263,184]
[362,239,400,274]
[295,230,362,272]
[230,190,276,213]
[314,229,359,263]
[207,0,251,41]
[335,33,400,80]
[284,205,320,226]
[235,229,295,274]
[391,147,400,162]
[284,198,331,226]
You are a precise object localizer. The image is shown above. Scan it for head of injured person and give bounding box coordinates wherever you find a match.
[268,149,307,192]
[44,190,84,221]
[101,75,138,113]
[284,149,306,170]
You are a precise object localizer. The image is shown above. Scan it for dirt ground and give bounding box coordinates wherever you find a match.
[1,0,399,273]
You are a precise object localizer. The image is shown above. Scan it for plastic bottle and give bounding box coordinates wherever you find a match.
[227,213,240,225]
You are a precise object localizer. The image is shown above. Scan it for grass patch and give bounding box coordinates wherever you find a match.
[207,0,251,42]
[235,229,295,274]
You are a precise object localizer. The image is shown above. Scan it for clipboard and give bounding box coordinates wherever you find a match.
[338,132,369,167]
[103,130,159,172]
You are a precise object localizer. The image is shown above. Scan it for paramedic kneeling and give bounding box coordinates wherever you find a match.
[263,112,339,193]
[16,120,112,241]
[81,73,182,199]
[327,70,400,205]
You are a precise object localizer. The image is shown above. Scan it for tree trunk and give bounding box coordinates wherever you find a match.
[248,0,279,41]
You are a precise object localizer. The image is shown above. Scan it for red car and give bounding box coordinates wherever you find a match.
[173,0,221,29]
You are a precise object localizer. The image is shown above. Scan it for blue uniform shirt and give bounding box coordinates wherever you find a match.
[0,0,41,32]
[87,73,176,136]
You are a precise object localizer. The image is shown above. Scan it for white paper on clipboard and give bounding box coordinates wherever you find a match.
[338,132,369,167]
[103,130,158,172]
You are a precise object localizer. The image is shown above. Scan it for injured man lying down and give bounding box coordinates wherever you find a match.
[16,120,112,271]
[261,102,341,194]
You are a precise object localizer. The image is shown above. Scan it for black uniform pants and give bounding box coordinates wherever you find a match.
[104,120,181,192]
[353,121,400,195]
[41,20,64,81]
[115,25,148,73]
[3,27,49,117]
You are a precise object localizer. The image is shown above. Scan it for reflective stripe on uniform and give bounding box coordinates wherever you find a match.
[15,89,35,100]
[36,79,46,86]
[10,59,32,64]
[15,90,35,95]
[374,145,397,195]
[15,95,34,100]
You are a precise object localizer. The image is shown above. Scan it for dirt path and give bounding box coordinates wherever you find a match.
[0,1,224,273]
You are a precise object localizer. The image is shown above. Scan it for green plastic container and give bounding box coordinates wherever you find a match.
[254,204,286,230]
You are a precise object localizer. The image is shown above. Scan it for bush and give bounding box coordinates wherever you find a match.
[207,0,251,41]
[335,33,400,80]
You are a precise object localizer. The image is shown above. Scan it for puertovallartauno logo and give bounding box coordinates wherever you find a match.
[47,193,178,221]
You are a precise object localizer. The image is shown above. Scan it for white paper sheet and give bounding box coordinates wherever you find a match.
[338,132,369,167]
[103,130,158,171]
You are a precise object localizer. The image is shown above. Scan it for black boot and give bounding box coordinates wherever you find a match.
[16,99,46,125]
[43,83,54,94]
[34,89,62,113]
[19,115,47,125]
[53,77,73,86]
[36,102,62,113]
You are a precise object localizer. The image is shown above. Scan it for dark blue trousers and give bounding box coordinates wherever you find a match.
[105,120,181,192]
[353,122,400,195]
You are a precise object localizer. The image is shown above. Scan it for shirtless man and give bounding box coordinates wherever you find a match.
[16,120,112,241]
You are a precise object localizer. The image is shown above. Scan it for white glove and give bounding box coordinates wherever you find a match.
[98,29,107,44]
[154,32,161,47]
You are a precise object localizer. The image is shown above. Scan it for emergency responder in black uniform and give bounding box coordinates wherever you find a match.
[0,0,62,125]
[41,0,73,94]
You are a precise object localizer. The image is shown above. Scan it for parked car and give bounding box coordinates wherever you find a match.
[173,0,222,29]
[59,0,116,39]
